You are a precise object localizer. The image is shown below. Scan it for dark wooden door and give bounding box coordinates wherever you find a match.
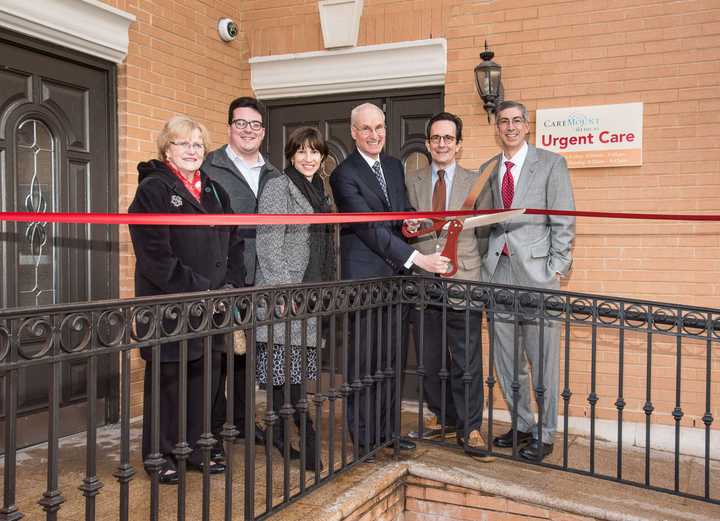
[265,88,442,398]
[0,30,118,449]
[265,88,442,180]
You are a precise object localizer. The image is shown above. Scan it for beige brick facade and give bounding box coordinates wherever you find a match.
[404,474,599,521]
[99,0,719,424]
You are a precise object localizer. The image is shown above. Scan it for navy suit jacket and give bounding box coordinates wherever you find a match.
[330,150,414,279]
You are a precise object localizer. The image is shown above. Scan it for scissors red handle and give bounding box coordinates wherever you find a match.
[402,218,463,278]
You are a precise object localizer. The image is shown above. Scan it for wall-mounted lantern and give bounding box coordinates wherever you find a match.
[474,41,503,123]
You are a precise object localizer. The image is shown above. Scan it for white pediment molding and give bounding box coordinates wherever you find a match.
[0,0,135,63]
[250,38,446,100]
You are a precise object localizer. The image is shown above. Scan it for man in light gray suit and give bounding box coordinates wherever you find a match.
[481,100,575,461]
[405,112,491,454]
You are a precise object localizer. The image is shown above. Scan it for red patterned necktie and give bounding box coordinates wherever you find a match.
[501,161,514,255]
[432,169,446,212]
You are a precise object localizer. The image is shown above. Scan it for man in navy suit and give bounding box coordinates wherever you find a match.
[330,103,449,456]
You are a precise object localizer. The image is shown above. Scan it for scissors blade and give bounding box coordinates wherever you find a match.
[440,209,526,230]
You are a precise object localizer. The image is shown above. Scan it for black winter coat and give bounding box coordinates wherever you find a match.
[128,160,246,362]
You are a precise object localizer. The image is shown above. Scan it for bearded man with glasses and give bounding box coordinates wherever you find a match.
[202,97,281,460]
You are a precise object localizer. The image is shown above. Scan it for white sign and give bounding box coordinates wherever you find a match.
[535,102,643,168]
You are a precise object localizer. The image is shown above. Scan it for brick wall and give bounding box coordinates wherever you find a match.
[336,474,598,521]
[345,480,405,521]
[241,0,720,430]
[102,0,719,423]
[404,475,598,521]
[103,0,254,416]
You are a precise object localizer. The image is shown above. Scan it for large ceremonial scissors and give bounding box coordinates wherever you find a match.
[401,157,526,277]
[402,209,525,277]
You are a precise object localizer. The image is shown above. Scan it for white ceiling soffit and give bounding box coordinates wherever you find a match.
[250,38,447,100]
[0,0,135,63]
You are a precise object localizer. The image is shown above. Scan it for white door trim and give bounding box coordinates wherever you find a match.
[0,0,135,63]
[250,38,446,100]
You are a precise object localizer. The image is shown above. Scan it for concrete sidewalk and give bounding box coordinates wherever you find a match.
[3,407,718,520]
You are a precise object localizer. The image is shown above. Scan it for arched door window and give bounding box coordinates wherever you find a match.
[402,150,430,173]
[16,119,56,307]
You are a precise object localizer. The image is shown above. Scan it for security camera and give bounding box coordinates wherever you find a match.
[218,18,238,42]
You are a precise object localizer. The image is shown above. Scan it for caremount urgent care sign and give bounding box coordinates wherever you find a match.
[535,102,643,168]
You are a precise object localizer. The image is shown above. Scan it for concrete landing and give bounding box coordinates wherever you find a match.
[271,445,720,521]
[2,410,718,520]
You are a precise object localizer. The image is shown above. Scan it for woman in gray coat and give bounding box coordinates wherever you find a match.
[255,127,335,470]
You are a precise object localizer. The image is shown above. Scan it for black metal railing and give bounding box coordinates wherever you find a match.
[0,278,405,521]
[0,276,717,521]
[405,277,718,506]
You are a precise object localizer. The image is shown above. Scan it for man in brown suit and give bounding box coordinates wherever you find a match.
[405,111,491,452]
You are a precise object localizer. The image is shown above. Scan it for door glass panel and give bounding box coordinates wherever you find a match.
[403,150,429,173]
[16,119,56,307]
[320,154,338,180]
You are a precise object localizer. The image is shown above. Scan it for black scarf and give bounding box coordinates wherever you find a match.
[285,165,336,283]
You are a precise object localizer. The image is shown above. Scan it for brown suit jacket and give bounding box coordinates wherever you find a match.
[405,163,492,281]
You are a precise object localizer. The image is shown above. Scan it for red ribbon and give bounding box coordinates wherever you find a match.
[0,210,481,226]
[1,208,719,226]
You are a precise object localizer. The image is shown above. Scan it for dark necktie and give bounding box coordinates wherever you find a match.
[432,169,446,212]
[501,161,514,255]
[372,161,390,205]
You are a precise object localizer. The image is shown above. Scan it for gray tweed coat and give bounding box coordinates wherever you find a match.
[255,174,320,346]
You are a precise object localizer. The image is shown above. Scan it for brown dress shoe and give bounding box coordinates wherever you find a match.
[459,429,496,462]
[408,415,458,440]
[460,429,486,449]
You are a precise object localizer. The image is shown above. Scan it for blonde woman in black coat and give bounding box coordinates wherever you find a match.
[129,115,245,484]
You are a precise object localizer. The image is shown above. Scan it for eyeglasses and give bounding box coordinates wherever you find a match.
[496,116,526,128]
[231,118,263,131]
[353,124,386,137]
[170,141,205,152]
[428,134,457,145]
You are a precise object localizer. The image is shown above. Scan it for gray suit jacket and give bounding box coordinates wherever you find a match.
[201,146,281,286]
[405,164,491,281]
[254,175,319,346]
[480,144,575,289]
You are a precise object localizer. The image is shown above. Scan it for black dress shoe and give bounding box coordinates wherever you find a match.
[519,439,553,461]
[145,459,179,485]
[304,456,324,471]
[188,461,226,474]
[398,438,416,451]
[234,424,267,445]
[159,466,179,485]
[211,446,225,463]
[493,429,533,449]
[146,462,178,485]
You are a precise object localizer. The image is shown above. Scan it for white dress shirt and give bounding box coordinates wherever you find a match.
[499,141,529,196]
[225,144,265,197]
